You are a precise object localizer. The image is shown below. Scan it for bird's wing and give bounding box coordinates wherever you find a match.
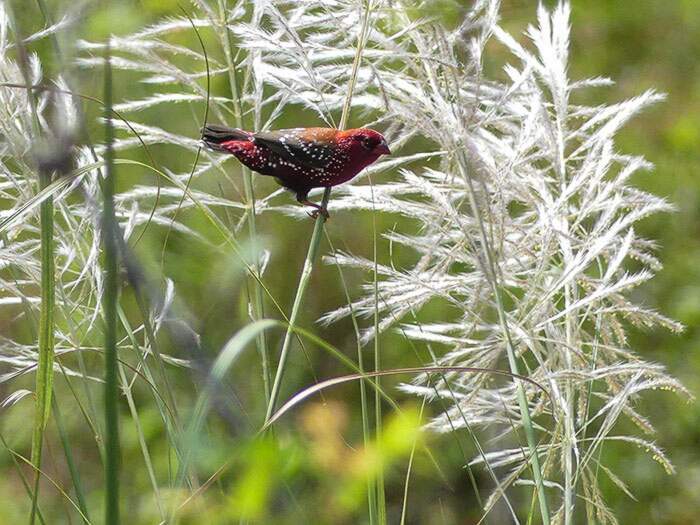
[202,125,251,144]
[252,128,338,170]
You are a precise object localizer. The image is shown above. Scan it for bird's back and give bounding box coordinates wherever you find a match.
[202,125,340,186]
[202,124,389,200]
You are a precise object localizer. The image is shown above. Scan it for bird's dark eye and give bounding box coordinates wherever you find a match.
[360,136,379,150]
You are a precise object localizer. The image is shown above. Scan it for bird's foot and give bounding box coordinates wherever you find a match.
[306,208,330,220]
[301,200,329,220]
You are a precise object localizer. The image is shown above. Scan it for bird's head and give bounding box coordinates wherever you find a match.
[338,128,391,162]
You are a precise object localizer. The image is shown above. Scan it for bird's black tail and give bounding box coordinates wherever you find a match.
[201,124,250,150]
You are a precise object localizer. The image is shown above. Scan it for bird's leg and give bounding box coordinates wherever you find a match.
[296,191,329,219]
[300,200,329,219]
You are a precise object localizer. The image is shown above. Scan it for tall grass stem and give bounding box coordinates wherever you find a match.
[102,41,121,525]
[264,0,375,424]
[326,232,377,524]
[6,5,57,522]
[458,151,550,524]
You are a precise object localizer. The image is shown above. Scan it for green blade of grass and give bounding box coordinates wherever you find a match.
[5,5,59,521]
[456,148,551,525]
[29,165,55,525]
[326,232,377,524]
[102,40,121,525]
[367,169,386,523]
[4,6,55,522]
[52,399,90,524]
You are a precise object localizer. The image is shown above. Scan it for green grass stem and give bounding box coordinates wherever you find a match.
[29,166,55,525]
[263,0,374,426]
[368,173,386,523]
[263,190,331,423]
[5,6,58,522]
[52,400,90,524]
[326,232,377,525]
[457,149,551,524]
[102,41,121,525]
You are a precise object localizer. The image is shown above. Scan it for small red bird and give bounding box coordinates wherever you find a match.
[202,125,390,217]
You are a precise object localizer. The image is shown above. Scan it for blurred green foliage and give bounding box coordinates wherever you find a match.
[1,1,699,523]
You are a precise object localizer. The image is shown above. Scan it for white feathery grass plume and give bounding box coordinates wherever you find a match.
[32,0,685,520]
[76,0,458,217]
[319,2,687,521]
[0,6,188,393]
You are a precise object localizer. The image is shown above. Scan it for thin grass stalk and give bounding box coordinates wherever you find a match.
[388,301,522,518]
[29,164,54,525]
[326,232,376,524]
[563,281,575,525]
[117,363,166,521]
[368,173,386,523]
[52,400,90,524]
[399,311,524,522]
[218,0,270,401]
[112,282,186,494]
[0,433,46,525]
[357,11,387,518]
[0,235,54,524]
[578,310,603,522]
[6,5,58,520]
[59,363,104,454]
[102,40,121,525]
[397,323,489,510]
[264,0,375,423]
[557,106,576,525]
[52,274,104,525]
[117,305,180,461]
[457,150,551,524]
[264,189,331,423]
[114,239,204,493]
[115,253,188,485]
[399,399,426,525]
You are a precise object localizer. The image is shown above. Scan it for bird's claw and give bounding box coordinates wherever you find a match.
[307,208,330,220]
[299,199,329,220]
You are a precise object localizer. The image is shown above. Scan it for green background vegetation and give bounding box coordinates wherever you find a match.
[2,0,699,523]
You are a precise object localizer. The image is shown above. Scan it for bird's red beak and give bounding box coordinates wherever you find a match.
[378,139,391,155]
